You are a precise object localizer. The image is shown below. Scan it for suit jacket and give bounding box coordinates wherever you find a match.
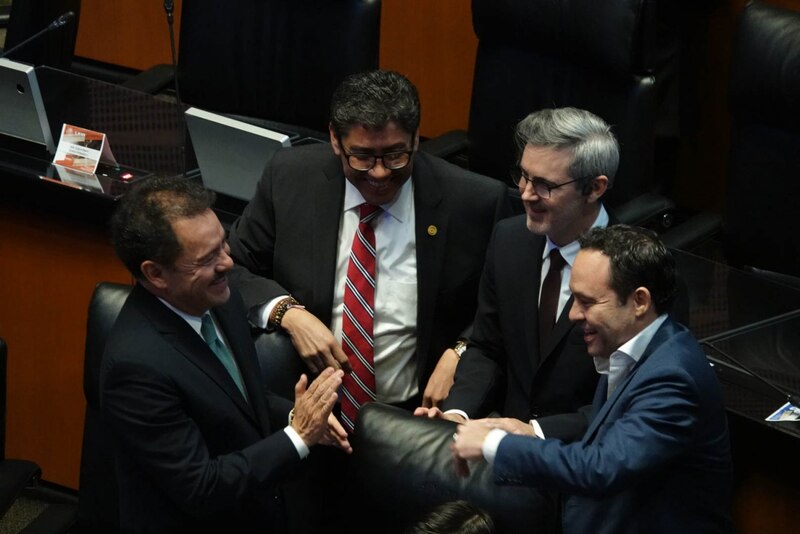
[443,214,599,438]
[493,318,734,534]
[227,143,511,392]
[100,284,299,533]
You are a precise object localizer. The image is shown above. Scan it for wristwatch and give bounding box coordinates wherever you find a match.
[453,339,468,359]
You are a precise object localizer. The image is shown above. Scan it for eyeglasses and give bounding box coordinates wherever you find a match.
[510,169,594,199]
[342,148,414,172]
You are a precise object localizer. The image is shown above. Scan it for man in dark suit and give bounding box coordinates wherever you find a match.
[418,108,615,440]
[227,70,511,420]
[101,177,349,533]
[452,225,733,533]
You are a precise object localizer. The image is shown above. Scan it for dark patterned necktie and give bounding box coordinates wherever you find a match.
[539,248,566,352]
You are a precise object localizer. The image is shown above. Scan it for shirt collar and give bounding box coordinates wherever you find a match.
[593,313,668,374]
[343,175,414,224]
[158,297,205,337]
[542,204,609,266]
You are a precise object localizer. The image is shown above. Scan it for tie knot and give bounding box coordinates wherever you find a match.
[359,203,381,223]
[200,314,218,345]
[549,248,566,270]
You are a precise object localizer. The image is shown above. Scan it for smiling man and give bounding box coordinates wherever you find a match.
[101,177,348,532]
[452,225,733,534]
[418,108,615,441]
[227,70,511,426]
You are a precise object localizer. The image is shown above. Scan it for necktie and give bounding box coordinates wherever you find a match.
[539,248,566,352]
[340,203,381,432]
[201,314,247,399]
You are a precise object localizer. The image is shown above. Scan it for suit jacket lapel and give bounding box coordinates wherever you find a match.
[412,155,447,369]
[311,157,346,325]
[582,318,679,442]
[213,301,271,435]
[133,286,261,430]
[521,233,545,388]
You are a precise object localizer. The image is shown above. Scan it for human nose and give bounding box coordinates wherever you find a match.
[568,300,582,322]
[520,179,541,201]
[369,158,391,179]
[218,243,234,271]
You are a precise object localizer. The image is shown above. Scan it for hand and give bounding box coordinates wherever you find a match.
[291,368,343,446]
[413,406,466,424]
[482,417,535,436]
[281,307,352,374]
[318,413,353,454]
[450,420,492,477]
[421,349,459,408]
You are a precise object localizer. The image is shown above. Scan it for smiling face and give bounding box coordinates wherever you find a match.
[568,249,642,360]
[518,144,607,246]
[330,121,418,206]
[145,209,234,316]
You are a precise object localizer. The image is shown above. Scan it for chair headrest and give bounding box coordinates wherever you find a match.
[472,0,655,77]
[730,1,800,129]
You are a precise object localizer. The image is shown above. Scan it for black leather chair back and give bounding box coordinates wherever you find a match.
[467,0,658,208]
[349,403,556,534]
[177,0,381,134]
[78,282,131,533]
[724,1,800,276]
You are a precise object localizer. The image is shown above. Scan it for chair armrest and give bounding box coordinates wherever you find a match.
[120,64,175,95]
[0,459,41,518]
[660,211,722,251]
[614,192,676,227]
[420,129,470,159]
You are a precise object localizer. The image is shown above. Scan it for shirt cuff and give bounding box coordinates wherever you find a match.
[531,419,545,439]
[482,428,508,466]
[443,409,469,421]
[257,296,290,330]
[283,426,310,459]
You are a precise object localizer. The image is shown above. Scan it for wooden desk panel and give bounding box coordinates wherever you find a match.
[0,202,130,488]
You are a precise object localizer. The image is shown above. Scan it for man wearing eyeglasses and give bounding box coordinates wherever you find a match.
[227,70,511,432]
[417,107,615,442]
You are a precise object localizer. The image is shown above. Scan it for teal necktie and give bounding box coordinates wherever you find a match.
[201,314,247,399]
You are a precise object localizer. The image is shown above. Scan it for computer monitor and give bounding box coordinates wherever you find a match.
[185,107,290,201]
[0,58,55,153]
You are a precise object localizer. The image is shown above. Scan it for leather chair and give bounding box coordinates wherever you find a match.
[78,282,130,533]
[662,0,800,275]
[1,0,80,70]
[349,403,557,534]
[423,0,675,224]
[129,0,380,139]
[722,0,800,277]
[0,338,42,520]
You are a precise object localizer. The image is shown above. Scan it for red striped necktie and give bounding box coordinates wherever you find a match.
[340,203,381,432]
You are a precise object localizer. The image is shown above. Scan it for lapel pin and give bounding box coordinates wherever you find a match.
[427,225,438,236]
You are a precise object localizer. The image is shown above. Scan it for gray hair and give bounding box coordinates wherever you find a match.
[515,108,619,190]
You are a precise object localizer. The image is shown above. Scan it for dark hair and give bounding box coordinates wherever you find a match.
[515,107,619,192]
[110,176,216,279]
[578,225,677,314]
[405,501,495,534]
[330,70,420,138]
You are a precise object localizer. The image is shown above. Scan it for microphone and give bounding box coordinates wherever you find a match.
[0,11,76,60]
[701,340,800,409]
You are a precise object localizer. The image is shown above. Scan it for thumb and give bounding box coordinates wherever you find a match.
[294,373,308,401]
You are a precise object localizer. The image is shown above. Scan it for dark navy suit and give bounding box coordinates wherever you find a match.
[493,318,733,533]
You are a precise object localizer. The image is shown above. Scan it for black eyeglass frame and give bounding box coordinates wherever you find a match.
[510,169,595,199]
[340,147,415,172]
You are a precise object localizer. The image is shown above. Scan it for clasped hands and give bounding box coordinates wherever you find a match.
[449,417,535,477]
